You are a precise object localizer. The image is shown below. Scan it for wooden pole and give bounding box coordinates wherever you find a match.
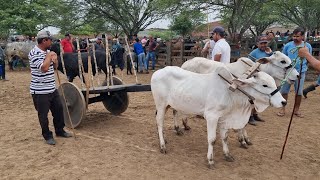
[125,36,138,84]
[92,41,101,86]
[76,38,84,88]
[105,34,111,87]
[55,69,76,138]
[59,43,68,81]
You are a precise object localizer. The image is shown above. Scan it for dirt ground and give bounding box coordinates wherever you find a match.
[0,68,320,180]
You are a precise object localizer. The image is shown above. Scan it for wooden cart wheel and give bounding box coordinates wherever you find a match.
[58,82,86,128]
[101,76,129,115]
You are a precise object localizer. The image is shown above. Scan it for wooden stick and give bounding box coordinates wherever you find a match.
[125,36,138,84]
[59,43,68,81]
[55,69,76,138]
[105,35,111,87]
[92,42,100,86]
[76,38,84,88]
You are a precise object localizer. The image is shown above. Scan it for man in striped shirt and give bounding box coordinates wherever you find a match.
[29,31,72,145]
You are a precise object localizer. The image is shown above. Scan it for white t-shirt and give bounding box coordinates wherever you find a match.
[203,40,215,59]
[211,38,231,64]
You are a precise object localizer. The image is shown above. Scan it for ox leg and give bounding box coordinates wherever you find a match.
[173,109,184,136]
[156,107,167,154]
[220,128,234,162]
[242,128,252,146]
[182,118,191,131]
[237,129,250,149]
[206,117,218,168]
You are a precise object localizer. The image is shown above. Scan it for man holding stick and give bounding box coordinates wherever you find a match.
[29,31,72,145]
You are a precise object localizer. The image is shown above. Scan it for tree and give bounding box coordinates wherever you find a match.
[170,9,205,37]
[273,0,320,33]
[83,0,181,36]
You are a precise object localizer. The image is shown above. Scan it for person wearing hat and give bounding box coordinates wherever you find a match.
[211,26,231,64]
[61,33,74,53]
[94,37,105,51]
[29,31,72,145]
[248,35,272,62]
[247,35,273,125]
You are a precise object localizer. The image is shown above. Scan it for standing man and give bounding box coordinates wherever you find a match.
[146,36,158,71]
[0,47,7,80]
[61,33,74,53]
[211,26,231,64]
[133,38,148,73]
[29,31,72,145]
[277,27,312,118]
[94,37,105,51]
[247,35,273,125]
[267,31,277,52]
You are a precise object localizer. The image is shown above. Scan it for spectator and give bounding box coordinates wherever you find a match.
[94,37,105,51]
[61,33,74,53]
[0,47,7,80]
[110,38,125,75]
[277,27,312,118]
[133,38,148,74]
[247,35,273,125]
[211,26,231,64]
[267,32,277,51]
[28,31,72,145]
[146,36,158,71]
[201,36,215,59]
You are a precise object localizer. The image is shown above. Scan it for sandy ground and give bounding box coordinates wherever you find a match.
[0,68,320,180]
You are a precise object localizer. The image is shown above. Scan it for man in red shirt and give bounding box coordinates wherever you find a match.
[61,33,74,53]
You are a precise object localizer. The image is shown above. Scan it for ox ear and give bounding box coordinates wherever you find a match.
[257,57,270,64]
[232,77,254,87]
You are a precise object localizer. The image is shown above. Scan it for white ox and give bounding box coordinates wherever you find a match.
[151,66,286,167]
[178,51,299,147]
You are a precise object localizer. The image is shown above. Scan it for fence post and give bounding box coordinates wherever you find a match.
[166,41,172,66]
[180,39,184,64]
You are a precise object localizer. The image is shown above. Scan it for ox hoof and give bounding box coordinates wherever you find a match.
[207,163,215,169]
[245,139,253,145]
[176,129,184,136]
[224,154,235,162]
[160,148,167,154]
[184,125,191,131]
[240,143,249,149]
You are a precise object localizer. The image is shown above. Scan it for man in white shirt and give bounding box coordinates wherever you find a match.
[211,26,231,64]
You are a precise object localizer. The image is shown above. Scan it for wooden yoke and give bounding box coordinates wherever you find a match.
[229,62,261,91]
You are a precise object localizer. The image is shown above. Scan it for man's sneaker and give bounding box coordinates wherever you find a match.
[248,116,257,126]
[253,114,265,122]
[46,138,56,145]
[56,132,72,138]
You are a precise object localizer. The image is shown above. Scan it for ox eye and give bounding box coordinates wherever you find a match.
[280,60,286,64]
[263,85,268,87]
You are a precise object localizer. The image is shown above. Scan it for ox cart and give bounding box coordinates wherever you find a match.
[58,78,151,128]
[57,36,151,128]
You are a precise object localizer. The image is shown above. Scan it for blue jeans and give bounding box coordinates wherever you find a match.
[137,53,147,71]
[316,75,320,85]
[146,51,156,70]
[280,72,306,95]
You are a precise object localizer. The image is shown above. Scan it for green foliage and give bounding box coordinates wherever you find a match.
[273,0,320,32]
[149,30,177,41]
[170,9,205,37]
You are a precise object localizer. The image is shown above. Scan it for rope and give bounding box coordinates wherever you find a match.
[91,42,101,86]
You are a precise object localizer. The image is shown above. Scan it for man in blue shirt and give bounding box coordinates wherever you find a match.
[133,38,148,73]
[247,35,273,125]
[248,35,272,62]
[277,27,312,118]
